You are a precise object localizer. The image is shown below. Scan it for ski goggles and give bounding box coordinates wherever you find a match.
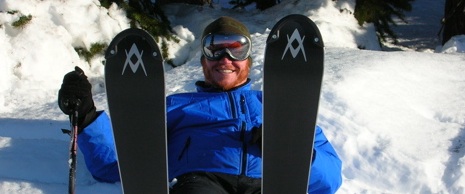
[201,34,251,61]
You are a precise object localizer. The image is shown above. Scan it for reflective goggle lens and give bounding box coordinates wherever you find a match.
[202,34,251,61]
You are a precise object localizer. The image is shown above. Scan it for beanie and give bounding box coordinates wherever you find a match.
[201,16,251,40]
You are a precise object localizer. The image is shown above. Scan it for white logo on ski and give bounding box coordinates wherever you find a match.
[282,29,307,62]
[122,43,147,76]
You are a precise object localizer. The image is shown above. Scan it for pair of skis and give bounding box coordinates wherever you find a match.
[104,14,323,194]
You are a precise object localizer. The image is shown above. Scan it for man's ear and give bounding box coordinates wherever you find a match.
[247,56,253,68]
[200,55,206,65]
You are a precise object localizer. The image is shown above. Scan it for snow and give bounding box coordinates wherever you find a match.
[0,0,464,193]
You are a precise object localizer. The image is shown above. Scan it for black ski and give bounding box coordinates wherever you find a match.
[262,14,324,193]
[105,28,168,194]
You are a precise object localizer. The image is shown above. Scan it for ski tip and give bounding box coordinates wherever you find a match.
[266,14,324,48]
[105,28,162,61]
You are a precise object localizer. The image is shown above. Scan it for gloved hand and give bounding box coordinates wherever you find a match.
[58,66,97,133]
[250,125,262,150]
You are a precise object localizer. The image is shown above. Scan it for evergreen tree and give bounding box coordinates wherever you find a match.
[99,0,178,66]
[229,0,278,10]
[441,0,465,44]
[255,0,278,10]
[157,0,212,6]
[354,0,414,43]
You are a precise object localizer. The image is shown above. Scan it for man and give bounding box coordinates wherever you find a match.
[58,16,342,194]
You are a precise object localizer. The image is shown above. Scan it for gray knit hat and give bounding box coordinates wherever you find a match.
[202,16,251,40]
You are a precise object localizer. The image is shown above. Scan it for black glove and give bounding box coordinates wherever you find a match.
[250,125,262,150]
[58,66,97,133]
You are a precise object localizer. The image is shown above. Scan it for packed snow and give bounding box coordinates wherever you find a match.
[1,0,464,193]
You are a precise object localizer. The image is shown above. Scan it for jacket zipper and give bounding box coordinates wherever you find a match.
[228,93,248,175]
[240,95,248,175]
[240,121,247,175]
[227,92,237,117]
[240,95,247,114]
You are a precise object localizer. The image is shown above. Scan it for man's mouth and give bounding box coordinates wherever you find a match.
[217,69,234,73]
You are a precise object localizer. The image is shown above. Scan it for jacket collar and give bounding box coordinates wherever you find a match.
[195,79,251,93]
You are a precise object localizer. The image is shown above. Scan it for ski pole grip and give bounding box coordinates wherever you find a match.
[68,99,81,127]
[60,97,82,115]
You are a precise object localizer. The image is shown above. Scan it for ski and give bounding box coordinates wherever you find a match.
[262,14,324,194]
[105,28,168,194]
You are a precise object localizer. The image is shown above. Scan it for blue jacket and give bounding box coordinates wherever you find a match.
[77,80,342,193]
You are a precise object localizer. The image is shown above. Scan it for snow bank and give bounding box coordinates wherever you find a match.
[440,35,465,53]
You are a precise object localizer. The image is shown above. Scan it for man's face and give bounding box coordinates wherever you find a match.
[201,56,250,91]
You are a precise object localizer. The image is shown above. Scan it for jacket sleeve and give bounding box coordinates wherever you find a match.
[77,111,120,183]
[308,126,342,194]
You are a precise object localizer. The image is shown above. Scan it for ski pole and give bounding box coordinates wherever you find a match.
[61,98,81,194]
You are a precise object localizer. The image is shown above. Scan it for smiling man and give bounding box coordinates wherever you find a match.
[57,16,342,194]
[199,17,253,91]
